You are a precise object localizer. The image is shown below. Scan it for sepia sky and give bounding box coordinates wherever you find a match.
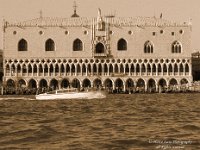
[0,0,200,51]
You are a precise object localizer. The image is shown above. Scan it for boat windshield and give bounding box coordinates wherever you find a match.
[46,88,78,94]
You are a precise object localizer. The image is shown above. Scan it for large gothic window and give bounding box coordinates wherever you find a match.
[95,43,104,53]
[117,38,127,50]
[172,41,182,53]
[73,39,83,51]
[18,39,28,51]
[144,41,153,53]
[45,39,55,51]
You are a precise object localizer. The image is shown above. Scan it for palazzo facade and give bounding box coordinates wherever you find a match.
[2,9,193,92]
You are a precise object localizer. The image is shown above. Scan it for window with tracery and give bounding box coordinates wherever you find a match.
[144,41,153,53]
[172,41,182,53]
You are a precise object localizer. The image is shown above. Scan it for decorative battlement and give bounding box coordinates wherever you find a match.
[3,16,191,28]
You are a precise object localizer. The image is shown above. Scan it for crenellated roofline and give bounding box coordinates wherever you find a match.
[3,16,191,28]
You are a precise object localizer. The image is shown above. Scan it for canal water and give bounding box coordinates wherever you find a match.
[0,93,199,149]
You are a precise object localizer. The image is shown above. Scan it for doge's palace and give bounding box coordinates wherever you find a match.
[2,8,192,93]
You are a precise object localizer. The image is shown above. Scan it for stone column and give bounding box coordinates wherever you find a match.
[32,66,34,77]
[123,81,126,92]
[43,67,45,77]
[156,64,158,76]
[189,63,192,76]
[86,66,88,76]
[37,65,39,77]
[53,67,55,76]
[107,65,110,76]
[48,67,50,77]
[91,81,94,88]
[145,81,148,92]
[178,66,180,76]
[75,65,77,76]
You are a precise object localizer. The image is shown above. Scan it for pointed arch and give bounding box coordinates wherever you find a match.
[180,78,188,85]
[39,64,43,74]
[152,64,156,73]
[28,79,37,88]
[158,64,161,73]
[172,41,182,53]
[18,79,26,88]
[50,79,58,90]
[179,63,183,72]
[98,64,102,75]
[17,64,21,74]
[136,64,140,73]
[18,39,28,51]
[73,38,83,51]
[169,78,178,86]
[71,78,80,88]
[61,79,70,88]
[7,64,12,74]
[45,38,55,51]
[104,78,113,89]
[109,64,113,73]
[163,64,167,73]
[141,64,146,73]
[93,64,97,74]
[115,78,124,89]
[44,64,49,74]
[125,64,129,74]
[114,64,119,73]
[95,43,105,53]
[104,63,108,73]
[144,41,153,53]
[50,64,54,74]
[71,64,75,74]
[7,79,15,88]
[28,64,32,74]
[120,64,124,73]
[39,79,48,88]
[168,64,172,73]
[93,78,102,88]
[185,63,189,73]
[147,64,151,73]
[66,64,70,74]
[131,64,134,73]
[147,78,156,92]
[126,78,134,88]
[82,64,86,74]
[158,78,167,88]
[61,64,65,73]
[117,38,127,50]
[22,64,27,74]
[137,78,145,88]
[55,64,59,73]
[174,63,178,74]
[82,78,91,88]
[88,64,91,74]
[77,64,81,74]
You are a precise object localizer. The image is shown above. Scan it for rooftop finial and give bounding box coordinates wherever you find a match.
[39,10,43,18]
[97,8,102,21]
[160,13,163,19]
[98,8,101,17]
[71,1,79,17]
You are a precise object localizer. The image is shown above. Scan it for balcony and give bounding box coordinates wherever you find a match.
[93,53,107,57]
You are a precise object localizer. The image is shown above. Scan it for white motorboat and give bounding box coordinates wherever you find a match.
[35,88,106,100]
